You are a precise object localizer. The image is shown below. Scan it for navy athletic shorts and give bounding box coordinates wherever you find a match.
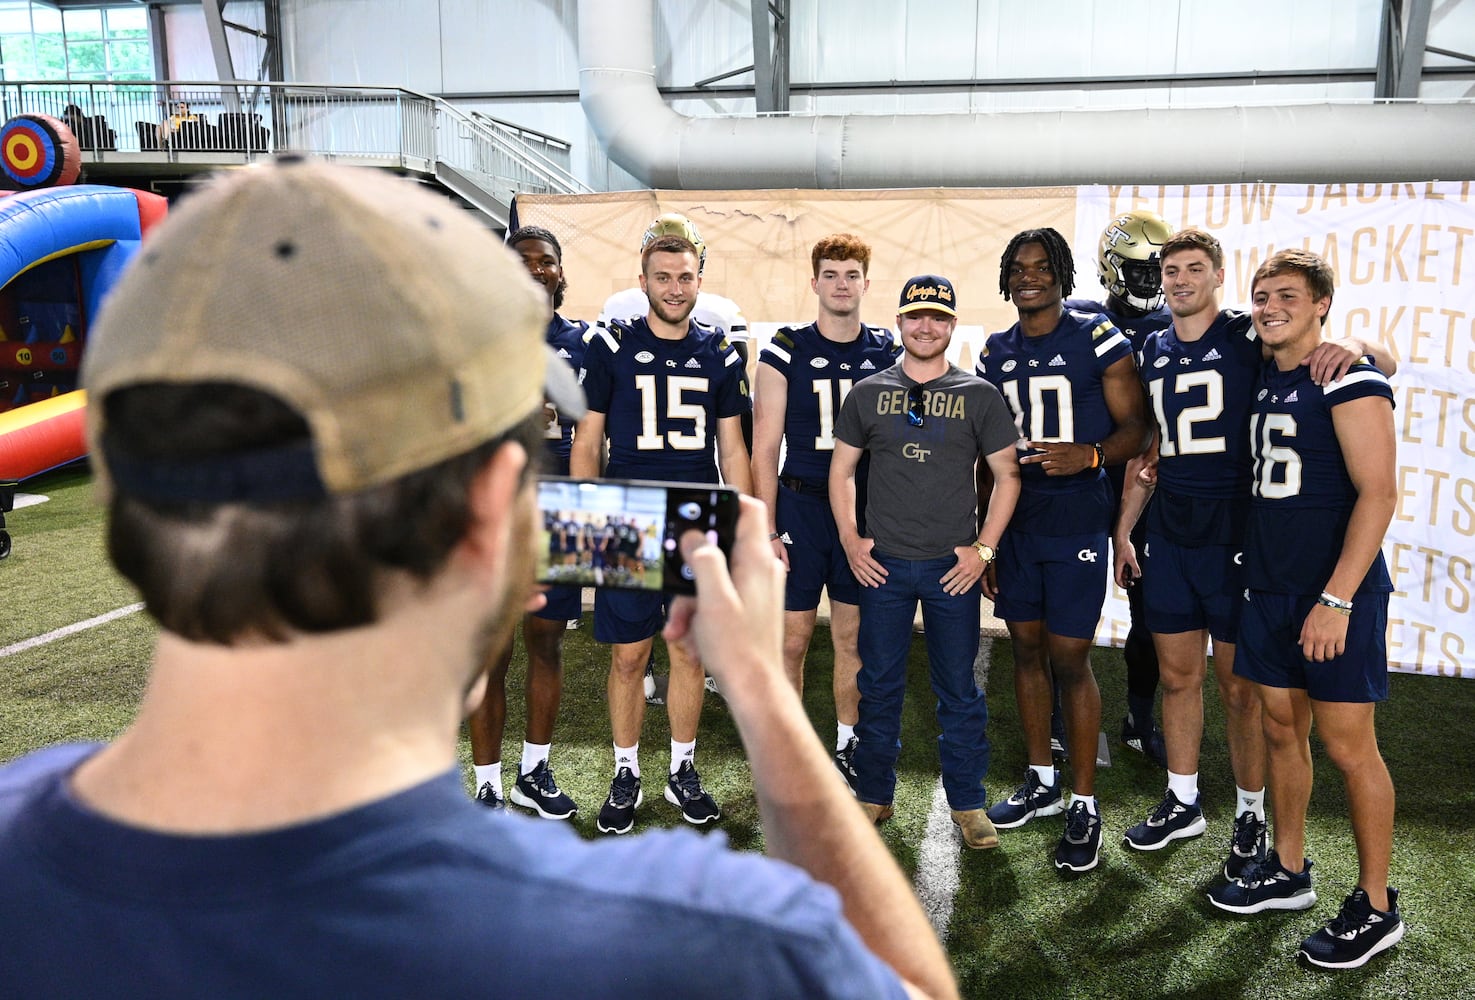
[1141,533,1243,644]
[777,483,859,610]
[593,588,666,644]
[1234,589,1389,703]
[994,528,1108,640]
[532,585,582,623]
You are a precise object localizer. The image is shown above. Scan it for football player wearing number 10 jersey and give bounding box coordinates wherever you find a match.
[572,234,753,835]
[752,234,899,786]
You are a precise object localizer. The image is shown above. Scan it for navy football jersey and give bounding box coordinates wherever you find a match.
[1065,298,1171,355]
[977,309,1133,497]
[1140,310,1260,500]
[1244,360,1395,595]
[758,322,899,483]
[579,316,750,482]
[543,313,589,474]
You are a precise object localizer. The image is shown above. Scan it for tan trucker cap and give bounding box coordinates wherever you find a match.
[82,157,584,499]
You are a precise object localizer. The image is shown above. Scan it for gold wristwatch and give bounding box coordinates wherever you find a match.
[973,541,996,563]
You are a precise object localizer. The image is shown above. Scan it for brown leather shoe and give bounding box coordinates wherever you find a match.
[951,808,1000,849]
[859,801,894,825]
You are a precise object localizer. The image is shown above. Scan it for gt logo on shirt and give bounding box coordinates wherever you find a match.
[1077,548,1099,562]
[902,442,932,463]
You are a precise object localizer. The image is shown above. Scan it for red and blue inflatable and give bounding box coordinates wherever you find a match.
[0,113,167,482]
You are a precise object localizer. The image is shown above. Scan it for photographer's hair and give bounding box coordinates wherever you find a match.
[1252,248,1335,325]
[810,234,873,277]
[104,383,543,644]
[999,227,1076,300]
[1162,228,1224,270]
[641,234,699,275]
[507,224,568,309]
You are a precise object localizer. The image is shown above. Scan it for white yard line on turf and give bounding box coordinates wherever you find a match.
[910,637,993,943]
[0,604,145,659]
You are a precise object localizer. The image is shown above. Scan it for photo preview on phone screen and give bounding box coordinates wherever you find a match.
[535,478,738,595]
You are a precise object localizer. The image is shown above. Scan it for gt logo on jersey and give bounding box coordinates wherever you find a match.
[902,442,932,463]
[1077,548,1099,562]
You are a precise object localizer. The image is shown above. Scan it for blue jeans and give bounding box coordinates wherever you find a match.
[852,550,990,810]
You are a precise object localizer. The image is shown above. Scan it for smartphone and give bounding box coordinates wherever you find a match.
[535,477,739,595]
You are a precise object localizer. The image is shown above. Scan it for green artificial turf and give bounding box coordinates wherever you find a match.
[3,466,1472,997]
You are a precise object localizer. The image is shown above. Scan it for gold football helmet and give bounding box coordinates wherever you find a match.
[1098,210,1172,311]
[641,212,707,274]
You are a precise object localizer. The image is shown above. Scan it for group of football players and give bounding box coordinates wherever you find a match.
[473,207,1405,971]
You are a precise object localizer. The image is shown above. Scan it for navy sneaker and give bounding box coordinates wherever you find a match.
[1224,810,1270,881]
[596,767,643,835]
[987,769,1064,829]
[833,736,859,793]
[1298,887,1405,969]
[1123,790,1207,851]
[1120,715,1168,768]
[1207,851,1317,914]
[665,760,721,825]
[474,781,505,812]
[1054,800,1103,873]
[508,760,578,820]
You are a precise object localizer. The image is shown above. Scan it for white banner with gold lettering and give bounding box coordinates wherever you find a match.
[1075,182,1475,678]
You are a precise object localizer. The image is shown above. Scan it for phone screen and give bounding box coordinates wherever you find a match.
[534,477,740,595]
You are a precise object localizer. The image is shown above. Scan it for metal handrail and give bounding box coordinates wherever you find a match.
[0,79,584,202]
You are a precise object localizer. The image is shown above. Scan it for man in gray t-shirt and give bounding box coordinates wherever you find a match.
[830,274,1022,849]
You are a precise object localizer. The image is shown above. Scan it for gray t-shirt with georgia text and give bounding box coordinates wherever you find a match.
[833,362,1018,560]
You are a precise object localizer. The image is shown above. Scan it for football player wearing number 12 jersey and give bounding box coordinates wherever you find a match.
[572,235,752,835]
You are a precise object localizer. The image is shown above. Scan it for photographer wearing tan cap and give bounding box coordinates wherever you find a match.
[0,161,957,1000]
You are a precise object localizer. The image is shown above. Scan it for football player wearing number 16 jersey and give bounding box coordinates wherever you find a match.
[1207,250,1403,971]
[752,234,899,784]
[572,234,753,835]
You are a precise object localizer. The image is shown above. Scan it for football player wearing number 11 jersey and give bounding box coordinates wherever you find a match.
[752,234,899,785]
[572,235,753,835]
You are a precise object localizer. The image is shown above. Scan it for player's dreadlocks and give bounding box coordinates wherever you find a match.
[507,225,568,309]
[998,227,1076,301]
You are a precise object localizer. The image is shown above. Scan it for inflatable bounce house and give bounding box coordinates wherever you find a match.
[0,112,168,557]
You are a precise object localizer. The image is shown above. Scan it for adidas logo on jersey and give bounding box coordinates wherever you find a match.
[1202,347,1222,362]
[860,359,876,369]
[1048,354,1067,367]
[685,357,702,369]
[1285,390,1298,402]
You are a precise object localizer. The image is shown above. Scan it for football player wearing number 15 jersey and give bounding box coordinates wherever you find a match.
[572,234,752,836]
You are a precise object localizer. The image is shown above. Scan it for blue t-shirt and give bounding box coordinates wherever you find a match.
[0,744,906,999]
[758,322,899,485]
[580,316,751,482]
[543,313,589,474]
[1244,360,1396,595]
[977,309,1133,533]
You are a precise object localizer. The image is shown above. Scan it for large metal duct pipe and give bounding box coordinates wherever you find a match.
[578,0,1475,188]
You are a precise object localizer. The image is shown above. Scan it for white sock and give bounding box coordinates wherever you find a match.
[670,738,696,775]
[473,762,502,796]
[520,741,550,776]
[1167,770,1200,805]
[1030,764,1057,788]
[836,723,855,751]
[1072,793,1098,816]
[1236,785,1266,821]
[614,743,639,778]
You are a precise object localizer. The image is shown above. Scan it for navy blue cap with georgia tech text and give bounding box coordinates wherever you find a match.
[897,274,958,317]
